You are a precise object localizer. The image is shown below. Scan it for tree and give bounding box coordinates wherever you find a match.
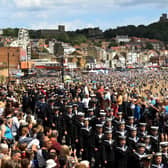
[3,28,19,37]
[70,34,87,45]
[55,33,70,43]
[103,22,168,42]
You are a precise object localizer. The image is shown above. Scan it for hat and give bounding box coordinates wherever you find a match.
[141,154,152,161]
[139,123,147,127]
[128,116,134,120]
[117,112,123,115]
[105,129,112,134]
[84,118,89,121]
[137,143,146,148]
[130,127,137,131]
[160,142,168,147]
[53,106,60,110]
[118,120,125,125]
[88,108,93,112]
[100,109,105,113]
[77,112,85,117]
[150,126,159,131]
[106,118,112,122]
[73,104,78,107]
[144,135,150,139]
[90,94,96,97]
[66,105,72,108]
[100,112,106,117]
[96,124,103,128]
[118,136,126,140]
[154,152,162,157]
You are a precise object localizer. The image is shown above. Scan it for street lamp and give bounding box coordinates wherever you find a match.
[56,54,64,83]
[61,54,64,83]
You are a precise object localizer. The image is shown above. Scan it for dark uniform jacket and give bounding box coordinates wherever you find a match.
[102,140,115,166]
[114,145,130,168]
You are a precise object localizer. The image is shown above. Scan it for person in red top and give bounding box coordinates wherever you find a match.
[50,130,61,155]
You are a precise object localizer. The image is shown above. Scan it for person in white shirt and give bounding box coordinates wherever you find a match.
[82,94,91,110]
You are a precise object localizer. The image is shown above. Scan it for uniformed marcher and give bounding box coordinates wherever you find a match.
[99,111,106,126]
[114,135,129,168]
[144,135,152,154]
[160,142,168,166]
[90,123,104,168]
[102,129,115,168]
[52,106,60,129]
[73,112,84,157]
[150,126,160,152]
[140,154,152,168]
[126,116,136,134]
[103,118,113,133]
[113,112,124,129]
[46,97,55,127]
[151,152,167,168]
[72,104,79,116]
[63,105,75,146]
[80,118,94,161]
[115,120,127,141]
[22,91,31,113]
[87,108,97,130]
[127,127,139,151]
[137,122,148,142]
[127,143,147,168]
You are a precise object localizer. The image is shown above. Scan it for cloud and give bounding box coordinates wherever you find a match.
[0,0,167,30]
[30,20,95,31]
[10,0,168,10]
[12,0,90,9]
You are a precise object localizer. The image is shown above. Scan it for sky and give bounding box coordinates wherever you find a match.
[0,0,168,31]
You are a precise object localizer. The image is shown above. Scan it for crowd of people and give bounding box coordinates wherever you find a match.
[0,70,168,168]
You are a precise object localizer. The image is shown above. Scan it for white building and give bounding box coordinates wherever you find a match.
[62,43,75,55]
[127,52,138,65]
[0,29,3,35]
[116,35,130,44]
[48,41,55,54]
[10,28,31,61]
[49,41,75,55]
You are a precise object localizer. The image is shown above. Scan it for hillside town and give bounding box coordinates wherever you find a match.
[0,15,168,78]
